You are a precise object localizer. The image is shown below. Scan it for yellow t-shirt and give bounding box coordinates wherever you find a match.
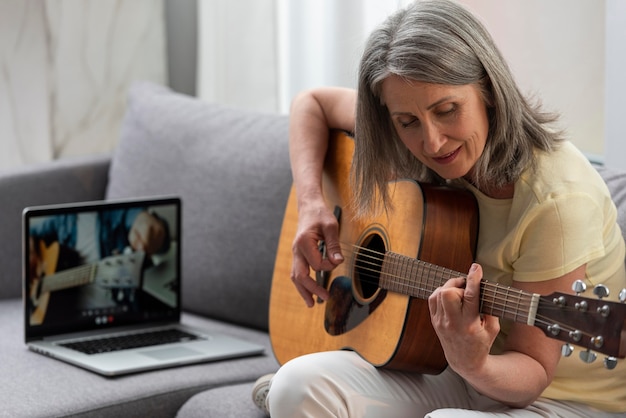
[460,141,626,412]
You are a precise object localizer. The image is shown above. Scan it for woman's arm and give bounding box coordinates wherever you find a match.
[289,87,356,207]
[288,87,356,307]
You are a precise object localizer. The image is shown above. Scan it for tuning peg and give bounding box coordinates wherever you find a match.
[572,280,587,295]
[572,281,589,312]
[561,344,574,357]
[592,285,611,317]
[619,288,626,303]
[604,356,618,370]
[593,284,610,299]
[579,349,597,364]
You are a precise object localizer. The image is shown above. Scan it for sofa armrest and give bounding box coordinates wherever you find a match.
[0,154,111,300]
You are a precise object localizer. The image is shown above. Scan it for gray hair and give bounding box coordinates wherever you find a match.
[352,0,562,215]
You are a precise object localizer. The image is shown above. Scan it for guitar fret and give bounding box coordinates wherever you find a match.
[479,283,533,325]
[402,256,413,295]
[504,287,510,320]
[512,288,526,323]
[417,260,431,299]
[504,287,512,319]
[402,256,413,296]
[506,287,519,322]
[411,259,423,298]
[399,254,407,295]
[482,284,505,318]
[380,253,397,293]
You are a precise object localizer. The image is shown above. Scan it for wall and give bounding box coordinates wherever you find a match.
[605,0,626,170]
[459,0,605,161]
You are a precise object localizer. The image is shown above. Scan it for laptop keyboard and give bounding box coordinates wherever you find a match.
[60,329,201,355]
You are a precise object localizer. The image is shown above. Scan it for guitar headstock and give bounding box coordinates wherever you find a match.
[537,283,626,368]
[94,251,145,289]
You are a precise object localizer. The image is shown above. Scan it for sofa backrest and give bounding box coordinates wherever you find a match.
[0,156,110,300]
[106,82,291,331]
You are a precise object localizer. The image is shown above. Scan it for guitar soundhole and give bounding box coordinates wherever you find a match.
[354,233,385,300]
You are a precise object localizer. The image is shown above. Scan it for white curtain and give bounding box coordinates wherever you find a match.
[276,0,412,113]
[197,0,410,114]
[0,0,166,170]
[197,0,280,112]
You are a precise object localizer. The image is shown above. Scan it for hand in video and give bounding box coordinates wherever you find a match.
[128,211,166,255]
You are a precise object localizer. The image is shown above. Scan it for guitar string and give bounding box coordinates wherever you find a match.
[329,241,604,342]
[346,242,592,330]
[353,247,537,321]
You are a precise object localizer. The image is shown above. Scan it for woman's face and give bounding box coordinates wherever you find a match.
[381,75,489,181]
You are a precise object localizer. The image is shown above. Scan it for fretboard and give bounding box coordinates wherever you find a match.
[41,264,95,293]
[379,251,539,326]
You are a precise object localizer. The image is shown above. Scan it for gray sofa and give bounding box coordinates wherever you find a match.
[1,81,626,417]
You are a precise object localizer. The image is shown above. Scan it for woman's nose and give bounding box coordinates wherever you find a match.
[421,122,446,155]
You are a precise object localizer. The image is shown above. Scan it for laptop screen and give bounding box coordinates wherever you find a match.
[23,197,181,341]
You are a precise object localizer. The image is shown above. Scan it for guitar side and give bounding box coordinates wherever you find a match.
[269,131,478,373]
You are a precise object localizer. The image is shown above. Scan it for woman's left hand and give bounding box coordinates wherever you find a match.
[428,263,500,375]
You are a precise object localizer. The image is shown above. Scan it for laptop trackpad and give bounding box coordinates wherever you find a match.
[140,346,202,360]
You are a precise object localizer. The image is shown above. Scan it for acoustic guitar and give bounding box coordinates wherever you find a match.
[269,130,626,374]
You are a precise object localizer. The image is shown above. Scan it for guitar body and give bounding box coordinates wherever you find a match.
[29,241,60,326]
[269,131,479,373]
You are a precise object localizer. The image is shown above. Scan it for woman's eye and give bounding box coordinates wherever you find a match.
[397,118,418,128]
[436,104,457,116]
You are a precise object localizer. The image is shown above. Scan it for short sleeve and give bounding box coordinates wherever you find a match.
[512,193,605,282]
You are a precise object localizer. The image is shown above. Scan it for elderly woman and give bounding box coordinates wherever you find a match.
[262,0,626,416]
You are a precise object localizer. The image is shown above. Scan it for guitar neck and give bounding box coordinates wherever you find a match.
[380,251,539,326]
[41,264,95,293]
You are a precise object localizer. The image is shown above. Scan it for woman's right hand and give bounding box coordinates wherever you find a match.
[290,198,344,307]
[288,87,356,307]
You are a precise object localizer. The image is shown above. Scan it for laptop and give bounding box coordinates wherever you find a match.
[23,196,264,376]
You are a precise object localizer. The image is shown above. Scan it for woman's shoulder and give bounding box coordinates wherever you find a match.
[518,141,609,204]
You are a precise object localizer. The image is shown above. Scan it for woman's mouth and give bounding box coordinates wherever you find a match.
[432,146,461,165]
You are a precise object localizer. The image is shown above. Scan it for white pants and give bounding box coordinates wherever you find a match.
[266,351,623,418]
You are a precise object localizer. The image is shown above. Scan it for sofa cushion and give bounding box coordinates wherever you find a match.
[106,82,291,330]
